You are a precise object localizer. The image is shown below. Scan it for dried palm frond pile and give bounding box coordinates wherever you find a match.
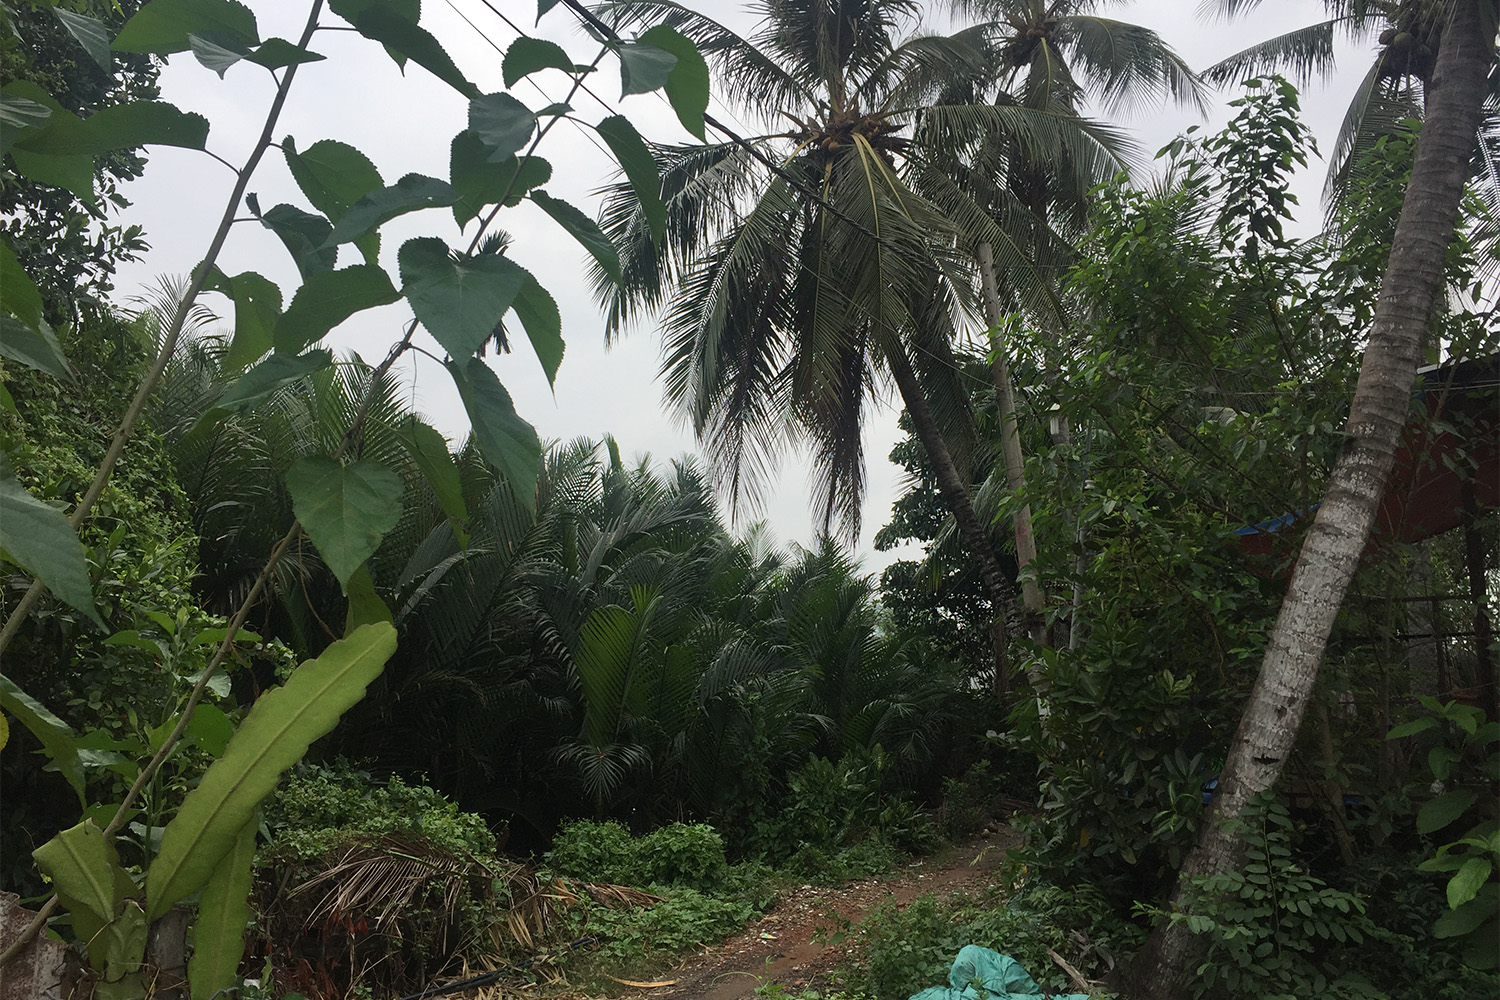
[255,836,659,1000]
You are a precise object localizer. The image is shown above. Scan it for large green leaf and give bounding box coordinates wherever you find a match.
[511,268,563,387]
[251,199,336,279]
[275,265,400,354]
[0,674,84,804]
[285,456,405,586]
[447,357,540,508]
[53,8,112,71]
[449,130,551,225]
[32,820,137,948]
[247,37,326,69]
[112,0,259,55]
[0,452,102,626]
[1418,790,1478,835]
[503,36,573,87]
[189,29,252,77]
[1435,883,1500,937]
[396,417,468,544]
[350,6,480,100]
[0,239,44,329]
[145,623,397,917]
[208,270,282,370]
[283,137,383,265]
[530,189,621,287]
[398,236,525,360]
[617,40,677,97]
[93,901,147,999]
[469,92,536,162]
[8,146,96,202]
[1448,856,1493,911]
[187,816,256,1000]
[322,173,457,248]
[2,83,96,201]
[343,563,393,636]
[596,114,665,244]
[0,94,52,158]
[0,315,69,379]
[638,26,708,140]
[214,349,333,414]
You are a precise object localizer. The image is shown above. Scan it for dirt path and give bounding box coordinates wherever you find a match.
[625,830,1020,1000]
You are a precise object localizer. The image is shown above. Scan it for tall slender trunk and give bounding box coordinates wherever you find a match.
[885,344,1019,690]
[1130,5,1493,997]
[977,242,1047,648]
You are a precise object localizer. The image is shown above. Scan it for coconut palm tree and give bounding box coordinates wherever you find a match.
[590,0,1130,690]
[1202,0,1499,215]
[1131,3,1497,995]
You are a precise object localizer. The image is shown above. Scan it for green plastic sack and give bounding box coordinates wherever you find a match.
[907,944,1092,1000]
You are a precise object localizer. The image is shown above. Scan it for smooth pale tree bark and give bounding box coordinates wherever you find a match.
[885,343,1020,693]
[977,242,1048,649]
[1130,4,1494,996]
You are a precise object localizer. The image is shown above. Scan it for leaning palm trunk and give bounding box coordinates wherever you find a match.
[1129,4,1494,997]
[977,242,1048,654]
[885,343,1020,693]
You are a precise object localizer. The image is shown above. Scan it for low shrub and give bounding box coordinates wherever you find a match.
[264,759,497,861]
[838,878,1142,1000]
[545,819,731,890]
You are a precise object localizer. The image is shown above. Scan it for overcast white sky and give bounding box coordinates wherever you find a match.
[109,1,1369,573]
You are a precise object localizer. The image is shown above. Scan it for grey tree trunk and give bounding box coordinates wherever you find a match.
[977,243,1048,649]
[1129,4,1493,996]
[885,344,1019,689]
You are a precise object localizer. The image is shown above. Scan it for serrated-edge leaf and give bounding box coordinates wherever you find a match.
[639,25,708,140]
[219,271,282,370]
[343,563,393,636]
[617,40,676,97]
[257,202,336,279]
[398,236,526,360]
[469,92,536,163]
[283,137,384,228]
[529,189,621,286]
[397,417,468,543]
[189,29,251,77]
[213,349,333,414]
[53,8,112,71]
[145,623,397,917]
[285,456,406,586]
[247,37,326,69]
[112,0,259,55]
[596,114,665,245]
[503,36,573,88]
[0,673,84,804]
[510,267,563,387]
[275,264,400,354]
[322,173,456,248]
[187,816,256,1000]
[0,239,44,329]
[353,6,480,100]
[448,357,540,509]
[0,451,102,626]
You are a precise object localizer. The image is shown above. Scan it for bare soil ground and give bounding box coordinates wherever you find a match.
[603,829,1021,1000]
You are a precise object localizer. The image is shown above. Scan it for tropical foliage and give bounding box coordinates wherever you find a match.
[1,2,1498,999]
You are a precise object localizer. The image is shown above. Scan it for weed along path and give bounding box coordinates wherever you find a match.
[621,831,1019,1000]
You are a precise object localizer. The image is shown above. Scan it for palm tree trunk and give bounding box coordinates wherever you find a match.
[977,242,1048,648]
[1129,5,1493,997]
[885,344,1022,692]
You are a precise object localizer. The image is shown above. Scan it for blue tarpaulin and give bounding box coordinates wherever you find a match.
[907,945,1092,1000]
